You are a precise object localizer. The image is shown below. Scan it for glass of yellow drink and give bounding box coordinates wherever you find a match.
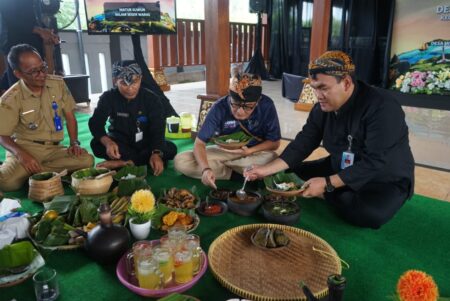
[174,249,194,284]
[136,258,163,290]
[184,234,202,275]
[153,246,174,284]
[126,240,153,276]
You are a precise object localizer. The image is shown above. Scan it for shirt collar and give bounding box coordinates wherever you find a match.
[19,78,50,98]
[336,80,359,115]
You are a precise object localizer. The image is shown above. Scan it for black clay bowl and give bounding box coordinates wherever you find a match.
[262,200,301,225]
[208,188,232,202]
[227,191,262,216]
[196,200,228,217]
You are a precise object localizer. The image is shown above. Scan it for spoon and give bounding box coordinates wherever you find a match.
[236,176,249,200]
[50,169,68,180]
[95,170,116,179]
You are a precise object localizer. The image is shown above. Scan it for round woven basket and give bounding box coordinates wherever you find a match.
[28,172,64,202]
[208,223,342,301]
[71,168,113,195]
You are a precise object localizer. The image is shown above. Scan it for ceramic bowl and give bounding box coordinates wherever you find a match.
[227,191,262,216]
[262,200,301,225]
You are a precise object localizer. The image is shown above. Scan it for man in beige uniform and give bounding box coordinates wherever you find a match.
[0,44,93,191]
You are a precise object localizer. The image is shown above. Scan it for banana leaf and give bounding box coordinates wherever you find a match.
[46,195,77,214]
[0,241,35,271]
[117,178,149,197]
[264,172,305,191]
[151,203,194,230]
[113,165,147,181]
[214,131,252,144]
[72,167,108,179]
[30,172,54,181]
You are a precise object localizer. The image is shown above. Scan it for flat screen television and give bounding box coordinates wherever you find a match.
[84,0,176,34]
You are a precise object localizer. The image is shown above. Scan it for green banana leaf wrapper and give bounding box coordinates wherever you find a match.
[213,131,252,144]
[264,172,305,191]
[0,241,35,271]
[113,165,147,181]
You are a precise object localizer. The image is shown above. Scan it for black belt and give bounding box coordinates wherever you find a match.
[32,140,60,145]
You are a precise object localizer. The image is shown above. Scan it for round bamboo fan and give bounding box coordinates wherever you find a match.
[208,224,342,301]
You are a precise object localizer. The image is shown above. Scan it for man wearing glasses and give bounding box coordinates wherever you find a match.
[174,72,281,189]
[89,60,177,175]
[0,44,93,191]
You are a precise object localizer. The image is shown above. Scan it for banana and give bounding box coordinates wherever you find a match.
[110,197,121,209]
[112,198,129,215]
[112,213,125,224]
[111,197,126,214]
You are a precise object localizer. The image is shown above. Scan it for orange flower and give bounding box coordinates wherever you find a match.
[397,270,439,301]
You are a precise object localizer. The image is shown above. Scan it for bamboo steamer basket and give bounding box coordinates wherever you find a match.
[28,172,65,202]
[71,168,114,195]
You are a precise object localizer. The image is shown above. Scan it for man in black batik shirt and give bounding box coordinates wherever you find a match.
[89,60,177,175]
[245,51,414,229]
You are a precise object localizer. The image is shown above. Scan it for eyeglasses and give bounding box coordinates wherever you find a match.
[21,63,48,77]
[229,99,258,112]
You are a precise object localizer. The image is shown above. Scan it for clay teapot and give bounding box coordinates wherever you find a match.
[85,203,130,265]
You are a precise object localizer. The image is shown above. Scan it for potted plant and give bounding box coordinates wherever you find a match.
[128,189,156,239]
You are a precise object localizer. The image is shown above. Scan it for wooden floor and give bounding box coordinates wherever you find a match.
[276,140,450,202]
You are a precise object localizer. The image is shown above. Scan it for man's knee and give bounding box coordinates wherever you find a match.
[0,175,27,192]
[174,151,194,174]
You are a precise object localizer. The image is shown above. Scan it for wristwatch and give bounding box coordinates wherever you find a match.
[151,149,163,158]
[325,176,335,193]
[70,139,81,146]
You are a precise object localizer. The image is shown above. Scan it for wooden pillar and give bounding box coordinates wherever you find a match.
[309,0,331,61]
[147,36,170,91]
[196,0,230,132]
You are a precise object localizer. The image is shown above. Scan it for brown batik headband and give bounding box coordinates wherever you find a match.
[309,51,355,77]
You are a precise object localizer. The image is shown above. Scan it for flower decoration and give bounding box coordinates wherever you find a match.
[394,270,449,301]
[392,68,450,95]
[128,189,156,224]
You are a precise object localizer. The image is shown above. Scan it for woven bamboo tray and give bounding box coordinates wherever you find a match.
[28,172,65,202]
[208,224,342,301]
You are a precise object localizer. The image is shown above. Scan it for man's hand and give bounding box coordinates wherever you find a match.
[67,145,86,157]
[34,27,60,45]
[105,141,121,160]
[149,154,164,176]
[218,145,251,156]
[302,177,327,198]
[17,150,42,174]
[201,168,217,189]
[243,165,266,181]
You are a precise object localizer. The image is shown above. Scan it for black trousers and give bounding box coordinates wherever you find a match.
[90,138,177,167]
[293,156,410,229]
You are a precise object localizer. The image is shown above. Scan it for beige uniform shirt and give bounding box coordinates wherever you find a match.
[0,75,76,143]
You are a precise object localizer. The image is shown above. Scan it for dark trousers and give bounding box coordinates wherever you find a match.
[90,138,177,167]
[293,156,410,229]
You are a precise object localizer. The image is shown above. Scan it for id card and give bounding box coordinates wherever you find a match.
[135,131,143,142]
[340,151,354,169]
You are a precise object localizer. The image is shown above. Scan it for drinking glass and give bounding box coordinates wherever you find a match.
[174,249,194,284]
[167,224,187,251]
[152,246,174,284]
[126,240,153,276]
[33,267,59,301]
[184,234,202,274]
[136,257,163,290]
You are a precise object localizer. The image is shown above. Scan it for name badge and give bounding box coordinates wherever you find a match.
[135,131,143,142]
[340,134,354,169]
[340,151,354,169]
[117,112,129,118]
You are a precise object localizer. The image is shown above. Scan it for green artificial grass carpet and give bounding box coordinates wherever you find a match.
[1,113,450,301]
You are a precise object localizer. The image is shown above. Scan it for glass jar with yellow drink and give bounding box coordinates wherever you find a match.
[184,234,202,275]
[136,258,163,290]
[174,249,194,284]
[152,246,174,284]
[126,240,153,276]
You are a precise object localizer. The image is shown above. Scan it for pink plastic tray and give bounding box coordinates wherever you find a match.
[116,245,208,298]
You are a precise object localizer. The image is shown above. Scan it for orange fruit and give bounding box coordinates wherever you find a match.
[42,210,58,221]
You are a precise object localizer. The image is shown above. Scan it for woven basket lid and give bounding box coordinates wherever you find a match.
[208,223,342,301]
